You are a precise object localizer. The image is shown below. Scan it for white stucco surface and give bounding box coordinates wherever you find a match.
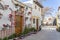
[0,0,17,30]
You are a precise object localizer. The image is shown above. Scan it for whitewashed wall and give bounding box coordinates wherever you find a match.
[32,2,41,28]
[0,0,17,30]
[0,0,17,38]
[25,6,32,28]
[0,9,11,30]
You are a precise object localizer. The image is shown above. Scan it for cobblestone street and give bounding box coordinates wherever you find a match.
[22,26,60,40]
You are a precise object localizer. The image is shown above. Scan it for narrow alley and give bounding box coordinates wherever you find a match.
[22,26,60,40]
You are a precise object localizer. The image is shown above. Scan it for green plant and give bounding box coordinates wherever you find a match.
[16,32,22,37]
[0,38,2,40]
[3,37,9,40]
[29,27,35,32]
[8,33,16,39]
[56,27,60,32]
[22,27,30,35]
[33,28,37,32]
[19,27,37,36]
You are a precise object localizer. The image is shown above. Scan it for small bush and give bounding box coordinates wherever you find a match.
[19,27,37,36]
[16,32,22,37]
[56,27,60,32]
[39,27,41,31]
[3,37,9,40]
[0,38,2,40]
[29,27,36,32]
[23,27,30,34]
[8,34,16,39]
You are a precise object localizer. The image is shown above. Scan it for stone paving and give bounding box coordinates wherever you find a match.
[22,26,60,40]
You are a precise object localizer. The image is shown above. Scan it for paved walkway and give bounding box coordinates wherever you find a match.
[42,26,56,30]
[22,26,60,40]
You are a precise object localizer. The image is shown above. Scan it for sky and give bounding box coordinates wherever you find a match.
[42,0,60,17]
[19,0,60,17]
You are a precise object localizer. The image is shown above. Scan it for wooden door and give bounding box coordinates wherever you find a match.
[36,19,39,31]
[15,15,23,35]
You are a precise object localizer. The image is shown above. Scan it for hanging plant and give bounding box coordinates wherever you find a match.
[3,24,6,27]
[9,14,12,18]
[28,12,31,15]
[2,24,10,30]
[29,12,31,14]
[9,14,12,21]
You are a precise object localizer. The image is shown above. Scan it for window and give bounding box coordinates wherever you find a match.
[33,18,35,24]
[39,8,40,11]
[31,8,32,11]
[4,5,9,10]
[0,3,4,10]
[28,12,31,15]
[58,15,60,19]
[26,6,28,10]
[35,5,37,9]
[25,17,28,21]
[0,12,3,19]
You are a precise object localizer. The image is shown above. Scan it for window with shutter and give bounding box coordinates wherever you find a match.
[0,3,4,10]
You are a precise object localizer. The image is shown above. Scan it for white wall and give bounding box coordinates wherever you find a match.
[32,2,41,28]
[22,0,42,28]
[0,0,17,38]
[25,6,32,28]
[0,0,16,30]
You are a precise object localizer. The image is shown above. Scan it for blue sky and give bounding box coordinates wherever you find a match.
[20,0,60,17]
[42,0,60,17]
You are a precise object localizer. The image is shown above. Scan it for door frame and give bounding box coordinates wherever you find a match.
[36,19,39,31]
[15,15,24,35]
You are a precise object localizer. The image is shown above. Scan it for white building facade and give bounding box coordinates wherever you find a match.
[56,7,60,27]
[23,0,43,30]
[0,0,18,38]
[25,6,32,28]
